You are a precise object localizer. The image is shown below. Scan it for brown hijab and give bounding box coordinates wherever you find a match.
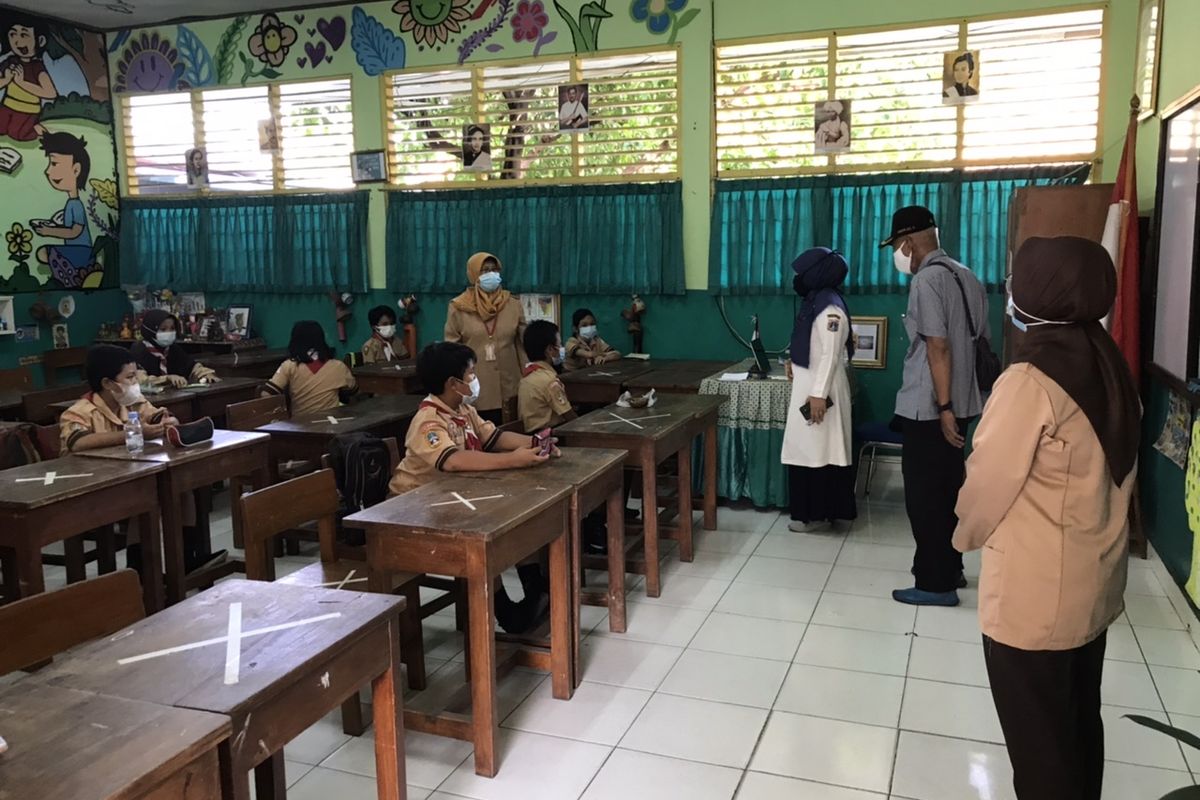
[450,252,511,322]
[1010,236,1140,485]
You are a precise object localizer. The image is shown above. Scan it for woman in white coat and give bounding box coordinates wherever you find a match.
[782,247,857,532]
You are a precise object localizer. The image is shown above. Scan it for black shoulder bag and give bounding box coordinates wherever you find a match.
[935,262,1001,394]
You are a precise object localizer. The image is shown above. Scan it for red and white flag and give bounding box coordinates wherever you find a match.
[1101,109,1141,384]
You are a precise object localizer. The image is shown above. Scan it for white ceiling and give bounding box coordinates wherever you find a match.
[0,0,334,31]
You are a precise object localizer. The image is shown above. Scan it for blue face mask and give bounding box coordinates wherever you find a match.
[553,345,565,365]
[1007,294,1071,333]
[478,272,502,293]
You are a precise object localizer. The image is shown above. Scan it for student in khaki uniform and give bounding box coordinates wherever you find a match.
[263,321,357,416]
[60,345,178,453]
[517,320,575,434]
[361,305,408,364]
[131,309,219,388]
[564,308,621,372]
[444,252,526,424]
[392,341,552,633]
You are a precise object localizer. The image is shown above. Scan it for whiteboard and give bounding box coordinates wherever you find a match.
[1152,102,1200,380]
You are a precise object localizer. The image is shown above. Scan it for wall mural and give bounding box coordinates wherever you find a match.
[0,10,118,292]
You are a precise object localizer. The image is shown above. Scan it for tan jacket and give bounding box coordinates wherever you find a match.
[953,364,1136,651]
[443,301,526,413]
[389,395,500,496]
[265,359,356,417]
[564,335,620,372]
[60,393,165,453]
[517,362,573,433]
[361,335,407,364]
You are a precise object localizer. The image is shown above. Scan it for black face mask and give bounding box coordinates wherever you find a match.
[792,274,807,296]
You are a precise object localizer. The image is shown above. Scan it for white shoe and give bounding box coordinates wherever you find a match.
[788,520,831,533]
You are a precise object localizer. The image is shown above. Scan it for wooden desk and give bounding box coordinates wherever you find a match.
[0,683,230,800]
[346,475,573,778]
[560,360,657,406]
[556,401,696,598]
[49,389,196,425]
[625,361,737,394]
[95,339,268,356]
[206,349,287,381]
[353,360,422,396]
[256,395,422,468]
[32,580,408,800]
[182,377,261,424]
[0,389,22,420]
[78,431,271,605]
[0,455,167,611]
[667,393,728,531]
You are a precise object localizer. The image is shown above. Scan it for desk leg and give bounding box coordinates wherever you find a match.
[703,420,718,531]
[569,495,582,690]
[373,616,407,799]
[15,543,44,600]
[605,488,627,633]
[219,741,251,800]
[194,485,213,560]
[641,452,661,598]
[63,536,85,584]
[253,754,286,800]
[549,528,572,701]
[677,446,694,563]
[160,473,187,605]
[466,557,498,777]
[137,512,165,614]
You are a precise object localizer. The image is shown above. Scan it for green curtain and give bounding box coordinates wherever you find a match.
[122,192,370,293]
[386,182,685,295]
[709,165,1090,295]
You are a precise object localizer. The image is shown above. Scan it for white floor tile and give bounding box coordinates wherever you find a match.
[734,556,832,591]
[749,711,896,793]
[662,550,750,581]
[714,582,820,623]
[1125,568,1168,596]
[322,729,472,789]
[249,760,316,797]
[438,730,610,800]
[596,602,709,647]
[581,749,742,800]
[1137,628,1200,670]
[1101,660,1164,712]
[900,678,1005,744]
[1104,624,1145,663]
[891,731,1016,800]
[1167,713,1200,775]
[694,528,768,556]
[1102,706,1191,771]
[287,766,405,800]
[422,614,466,661]
[823,564,914,600]
[689,613,806,662]
[835,541,913,572]
[577,636,682,691]
[754,531,844,563]
[639,575,731,611]
[1125,595,1186,630]
[619,693,768,769]
[1150,665,1200,716]
[286,709,352,766]
[810,592,915,635]
[407,663,546,723]
[502,680,651,745]
[774,663,904,727]
[735,772,885,800]
[1101,761,1194,800]
[659,649,789,709]
[707,507,780,534]
[914,605,983,644]
[907,636,989,688]
[793,624,911,677]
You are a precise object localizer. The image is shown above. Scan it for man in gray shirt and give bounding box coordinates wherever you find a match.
[882,206,989,607]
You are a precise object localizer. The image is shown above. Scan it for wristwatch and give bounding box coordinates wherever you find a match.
[937,401,954,414]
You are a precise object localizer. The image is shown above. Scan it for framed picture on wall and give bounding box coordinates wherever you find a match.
[850,316,887,370]
[519,294,560,327]
[942,50,981,105]
[226,305,253,339]
[352,150,388,183]
[814,100,851,153]
[1134,0,1163,119]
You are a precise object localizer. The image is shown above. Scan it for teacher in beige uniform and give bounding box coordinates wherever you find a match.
[444,251,526,424]
[953,237,1140,800]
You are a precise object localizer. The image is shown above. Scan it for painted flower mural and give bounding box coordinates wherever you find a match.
[248,13,299,68]
[113,32,189,93]
[512,1,550,41]
[6,224,32,258]
[630,0,698,43]
[393,0,473,48]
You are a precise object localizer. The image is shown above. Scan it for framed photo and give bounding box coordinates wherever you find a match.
[942,50,981,105]
[851,316,888,370]
[519,293,561,327]
[258,118,279,153]
[51,323,69,349]
[558,82,589,132]
[179,292,206,316]
[352,150,388,184]
[462,124,493,173]
[226,305,253,339]
[185,147,208,188]
[814,100,851,154]
[1134,0,1163,119]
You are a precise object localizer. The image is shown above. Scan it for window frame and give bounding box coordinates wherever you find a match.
[379,44,683,190]
[711,3,1108,179]
[117,73,358,198]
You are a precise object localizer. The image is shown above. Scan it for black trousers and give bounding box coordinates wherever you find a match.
[900,417,967,592]
[983,632,1107,800]
[788,465,857,524]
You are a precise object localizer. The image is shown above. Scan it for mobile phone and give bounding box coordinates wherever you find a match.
[799,397,834,422]
[534,428,554,456]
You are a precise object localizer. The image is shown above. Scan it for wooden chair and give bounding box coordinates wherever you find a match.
[226,395,310,550]
[0,569,144,675]
[21,382,87,424]
[0,365,33,391]
[41,346,87,386]
[239,469,429,735]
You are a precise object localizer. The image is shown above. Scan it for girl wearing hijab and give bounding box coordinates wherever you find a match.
[444,252,527,425]
[130,309,218,388]
[781,247,857,532]
[954,237,1140,800]
[263,321,357,416]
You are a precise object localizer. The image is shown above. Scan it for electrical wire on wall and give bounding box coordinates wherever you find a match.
[714,295,793,357]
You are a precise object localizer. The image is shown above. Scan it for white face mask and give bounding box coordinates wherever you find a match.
[111,381,144,407]
[307,348,321,362]
[376,324,396,339]
[893,247,913,276]
[156,331,176,347]
[579,325,597,340]
[456,376,481,405]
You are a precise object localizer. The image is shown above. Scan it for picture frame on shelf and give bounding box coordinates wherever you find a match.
[226,305,253,339]
[850,316,888,370]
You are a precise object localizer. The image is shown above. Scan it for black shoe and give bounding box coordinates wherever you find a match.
[185,549,228,574]
[494,583,546,635]
[624,507,640,522]
[909,567,968,589]
[583,518,608,556]
[124,543,143,574]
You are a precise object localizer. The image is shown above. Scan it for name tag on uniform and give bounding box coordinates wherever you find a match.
[484,343,497,362]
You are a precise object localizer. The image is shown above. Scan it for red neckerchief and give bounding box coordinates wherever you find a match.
[304,359,326,375]
[420,398,482,451]
[522,361,552,377]
[145,343,169,375]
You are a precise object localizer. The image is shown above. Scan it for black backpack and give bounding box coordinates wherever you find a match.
[935,262,1002,394]
[327,433,392,544]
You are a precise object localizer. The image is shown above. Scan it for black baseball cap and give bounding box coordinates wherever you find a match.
[880,205,937,248]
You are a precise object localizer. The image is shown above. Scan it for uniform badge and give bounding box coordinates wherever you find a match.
[426,430,440,447]
[827,316,841,332]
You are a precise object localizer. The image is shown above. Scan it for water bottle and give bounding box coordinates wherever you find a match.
[125,411,144,455]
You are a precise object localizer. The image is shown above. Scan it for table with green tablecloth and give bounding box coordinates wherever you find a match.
[697,358,793,509]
